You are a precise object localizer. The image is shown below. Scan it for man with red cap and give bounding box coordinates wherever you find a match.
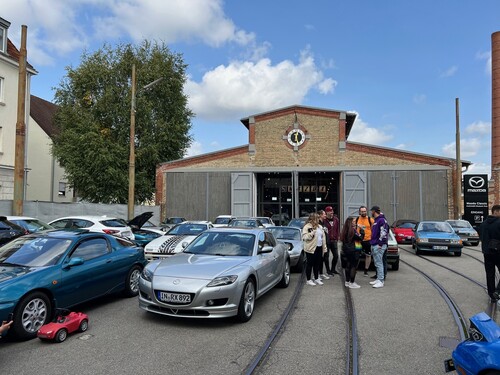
[323,206,340,275]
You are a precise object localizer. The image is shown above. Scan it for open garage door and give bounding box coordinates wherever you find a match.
[231,173,255,217]
[343,171,367,221]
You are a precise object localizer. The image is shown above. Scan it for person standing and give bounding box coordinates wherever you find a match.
[355,206,373,277]
[340,217,364,288]
[317,210,331,280]
[479,204,500,302]
[369,206,389,288]
[323,206,340,276]
[302,212,327,286]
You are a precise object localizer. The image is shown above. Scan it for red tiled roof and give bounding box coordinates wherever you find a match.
[30,95,58,138]
[6,38,35,71]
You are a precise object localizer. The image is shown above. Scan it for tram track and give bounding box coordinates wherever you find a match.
[339,271,359,375]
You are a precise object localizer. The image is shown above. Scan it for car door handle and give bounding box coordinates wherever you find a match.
[106,259,113,263]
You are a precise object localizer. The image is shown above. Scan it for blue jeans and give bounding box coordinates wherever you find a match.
[372,244,387,282]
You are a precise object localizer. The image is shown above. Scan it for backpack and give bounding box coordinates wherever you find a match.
[355,216,373,227]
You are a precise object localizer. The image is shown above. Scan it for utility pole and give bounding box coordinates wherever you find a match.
[128,64,137,220]
[455,98,462,220]
[13,25,27,215]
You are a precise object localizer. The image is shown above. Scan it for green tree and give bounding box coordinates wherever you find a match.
[52,41,193,204]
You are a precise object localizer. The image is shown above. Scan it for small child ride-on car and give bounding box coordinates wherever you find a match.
[37,309,89,343]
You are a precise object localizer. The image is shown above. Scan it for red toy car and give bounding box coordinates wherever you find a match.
[37,310,89,343]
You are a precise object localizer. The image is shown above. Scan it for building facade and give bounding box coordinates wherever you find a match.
[156,105,468,225]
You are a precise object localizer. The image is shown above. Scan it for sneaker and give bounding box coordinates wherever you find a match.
[369,280,378,285]
[370,274,377,279]
[345,281,350,287]
[363,270,368,277]
[332,270,340,275]
[314,279,324,285]
[372,280,384,288]
[306,280,316,286]
[349,282,361,289]
[327,271,335,276]
[320,274,330,280]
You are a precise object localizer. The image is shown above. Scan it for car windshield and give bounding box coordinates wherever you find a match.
[228,220,259,227]
[397,222,416,229]
[0,236,72,267]
[185,232,255,256]
[268,227,300,240]
[100,219,126,227]
[288,219,306,228]
[12,219,53,233]
[418,222,454,233]
[447,220,472,229]
[258,218,271,224]
[166,218,185,224]
[214,217,231,224]
[167,223,207,235]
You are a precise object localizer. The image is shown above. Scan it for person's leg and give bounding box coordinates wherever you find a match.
[344,251,352,284]
[305,252,314,281]
[484,254,497,297]
[382,246,388,279]
[331,241,339,274]
[372,245,384,283]
[323,244,331,275]
[313,247,322,280]
[362,241,371,276]
[350,252,361,283]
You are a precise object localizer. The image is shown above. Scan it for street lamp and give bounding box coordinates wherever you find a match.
[128,64,163,220]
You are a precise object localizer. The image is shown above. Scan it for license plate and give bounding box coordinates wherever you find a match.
[157,291,191,304]
[433,245,448,250]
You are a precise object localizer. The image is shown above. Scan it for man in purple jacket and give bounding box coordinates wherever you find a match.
[368,206,389,288]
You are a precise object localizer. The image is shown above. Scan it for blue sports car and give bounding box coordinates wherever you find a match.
[445,312,500,375]
[0,229,147,340]
[412,221,463,256]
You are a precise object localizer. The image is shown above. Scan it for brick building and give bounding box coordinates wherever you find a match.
[156,105,469,225]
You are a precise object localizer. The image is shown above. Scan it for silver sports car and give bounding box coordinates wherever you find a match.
[138,228,290,322]
[267,226,305,273]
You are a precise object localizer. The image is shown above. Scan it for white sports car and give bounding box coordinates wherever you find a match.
[144,221,212,261]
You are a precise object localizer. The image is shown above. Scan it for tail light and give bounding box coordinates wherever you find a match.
[102,229,119,235]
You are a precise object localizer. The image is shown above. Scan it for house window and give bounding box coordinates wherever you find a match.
[0,77,4,103]
[0,27,5,53]
[58,182,66,197]
[0,127,3,153]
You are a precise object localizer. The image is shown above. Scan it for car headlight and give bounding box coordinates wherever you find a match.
[141,267,154,282]
[417,238,428,243]
[207,275,238,287]
[450,239,462,245]
[472,231,478,236]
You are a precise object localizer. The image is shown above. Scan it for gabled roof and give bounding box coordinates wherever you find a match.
[5,39,36,72]
[30,95,58,138]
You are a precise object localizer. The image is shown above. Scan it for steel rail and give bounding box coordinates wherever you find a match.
[339,271,359,375]
[400,259,468,341]
[244,270,305,375]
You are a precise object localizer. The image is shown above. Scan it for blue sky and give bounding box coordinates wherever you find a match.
[3,1,498,175]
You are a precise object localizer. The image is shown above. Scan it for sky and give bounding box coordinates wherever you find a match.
[2,0,499,176]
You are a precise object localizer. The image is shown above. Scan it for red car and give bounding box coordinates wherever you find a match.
[391,219,418,244]
[37,311,89,343]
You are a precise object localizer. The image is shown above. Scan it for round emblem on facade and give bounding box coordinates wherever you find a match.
[469,176,485,189]
[287,128,306,147]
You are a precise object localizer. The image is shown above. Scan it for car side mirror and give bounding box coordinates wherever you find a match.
[64,257,84,269]
[258,245,273,254]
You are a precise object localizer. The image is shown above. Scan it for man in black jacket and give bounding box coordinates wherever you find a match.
[479,204,500,303]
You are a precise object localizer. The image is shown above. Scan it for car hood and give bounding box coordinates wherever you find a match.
[128,211,154,229]
[145,235,196,253]
[394,228,414,235]
[417,231,458,239]
[0,264,41,284]
[152,253,251,279]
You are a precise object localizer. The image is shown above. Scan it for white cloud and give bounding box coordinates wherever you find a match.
[440,65,458,78]
[185,141,203,157]
[348,115,393,145]
[477,51,491,75]
[185,49,337,121]
[413,94,426,104]
[395,144,407,149]
[465,120,491,136]
[442,138,483,158]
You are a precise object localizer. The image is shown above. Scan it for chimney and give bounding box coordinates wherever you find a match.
[492,31,500,203]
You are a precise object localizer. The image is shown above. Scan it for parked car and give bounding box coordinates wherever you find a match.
[227,218,265,228]
[446,219,480,246]
[270,213,290,226]
[391,219,418,244]
[357,229,400,271]
[287,217,308,229]
[445,312,500,375]
[138,228,290,322]
[213,215,236,228]
[0,216,27,246]
[412,221,463,256]
[268,226,305,272]
[37,310,89,343]
[160,217,187,231]
[49,215,135,240]
[144,221,213,261]
[7,216,53,234]
[0,229,147,340]
[121,212,163,247]
[254,217,275,228]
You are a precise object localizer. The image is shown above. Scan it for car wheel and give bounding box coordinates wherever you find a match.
[293,252,305,273]
[123,265,142,297]
[236,279,256,323]
[55,328,68,343]
[78,319,89,332]
[454,251,462,257]
[11,291,52,341]
[277,260,290,288]
[392,259,400,271]
[415,247,421,255]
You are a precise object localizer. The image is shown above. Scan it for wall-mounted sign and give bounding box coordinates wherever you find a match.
[463,174,489,228]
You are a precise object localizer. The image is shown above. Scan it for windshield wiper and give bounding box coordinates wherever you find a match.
[0,262,26,267]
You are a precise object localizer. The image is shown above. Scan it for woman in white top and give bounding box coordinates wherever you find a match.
[302,212,328,286]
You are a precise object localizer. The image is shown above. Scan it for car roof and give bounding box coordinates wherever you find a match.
[206,227,266,234]
[50,215,119,221]
[179,221,211,225]
[6,216,38,220]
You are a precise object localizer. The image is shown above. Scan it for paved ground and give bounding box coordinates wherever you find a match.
[0,244,496,375]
